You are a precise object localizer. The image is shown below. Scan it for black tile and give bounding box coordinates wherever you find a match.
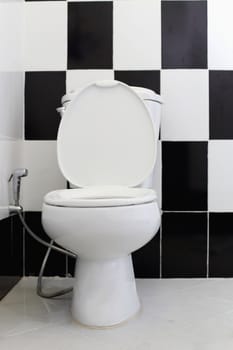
[0,215,23,276]
[162,1,207,69]
[162,142,208,211]
[0,215,22,299]
[132,230,160,278]
[114,71,160,94]
[0,216,13,276]
[25,71,65,140]
[11,215,24,276]
[24,212,66,276]
[209,71,233,139]
[68,2,113,69]
[0,277,20,301]
[209,213,233,277]
[68,256,77,277]
[162,213,207,278]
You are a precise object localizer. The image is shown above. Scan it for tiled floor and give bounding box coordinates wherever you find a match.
[1,278,233,349]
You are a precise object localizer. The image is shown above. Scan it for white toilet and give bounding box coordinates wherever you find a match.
[42,80,162,328]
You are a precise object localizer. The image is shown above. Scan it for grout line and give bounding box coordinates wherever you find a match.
[159,218,162,279]
[22,212,25,277]
[10,216,14,256]
[206,140,209,278]
[162,210,208,213]
[160,139,162,279]
[206,211,210,278]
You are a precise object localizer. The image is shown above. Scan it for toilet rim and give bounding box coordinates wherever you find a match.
[43,187,158,209]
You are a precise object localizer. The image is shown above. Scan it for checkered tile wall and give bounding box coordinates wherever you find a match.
[20,0,233,278]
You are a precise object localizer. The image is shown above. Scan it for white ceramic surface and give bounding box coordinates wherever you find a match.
[44,187,157,207]
[42,82,161,326]
[42,201,160,260]
[57,82,156,187]
[0,140,22,220]
[0,0,24,220]
[0,1,23,72]
[42,200,160,326]
[21,141,66,212]
[58,85,162,207]
[0,72,24,140]
[113,0,161,69]
[161,70,209,141]
[208,0,233,69]
[66,70,114,92]
[208,141,233,211]
[24,2,67,71]
[72,255,140,327]
[152,141,161,208]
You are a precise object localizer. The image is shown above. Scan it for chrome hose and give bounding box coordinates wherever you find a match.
[37,239,73,298]
[17,210,76,298]
[17,211,76,258]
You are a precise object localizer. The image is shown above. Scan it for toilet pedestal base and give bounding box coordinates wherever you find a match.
[71,255,140,327]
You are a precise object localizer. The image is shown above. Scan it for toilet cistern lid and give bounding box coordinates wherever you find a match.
[57,80,156,187]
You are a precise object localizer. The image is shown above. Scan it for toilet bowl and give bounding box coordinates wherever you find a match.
[42,80,162,327]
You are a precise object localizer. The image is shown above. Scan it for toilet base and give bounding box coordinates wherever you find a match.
[71,255,140,327]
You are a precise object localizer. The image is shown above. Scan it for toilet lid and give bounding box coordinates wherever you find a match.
[57,80,156,187]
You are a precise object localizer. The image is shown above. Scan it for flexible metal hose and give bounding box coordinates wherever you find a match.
[37,239,73,298]
[17,211,76,298]
[17,211,76,258]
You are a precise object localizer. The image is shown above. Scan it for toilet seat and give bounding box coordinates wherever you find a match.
[44,187,157,208]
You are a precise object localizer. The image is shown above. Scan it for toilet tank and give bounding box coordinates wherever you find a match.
[131,87,162,189]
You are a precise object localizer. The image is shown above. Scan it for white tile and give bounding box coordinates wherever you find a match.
[209,141,233,212]
[68,0,112,1]
[0,1,24,220]
[208,0,233,69]
[0,72,24,140]
[24,2,67,71]
[161,70,209,140]
[139,141,161,208]
[68,0,158,1]
[113,0,161,70]
[0,140,22,220]
[153,141,161,208]
[21,141,66,211]
[0,1,23,71]
[66,70,114,92]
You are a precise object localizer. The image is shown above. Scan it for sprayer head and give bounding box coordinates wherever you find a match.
[8,168,28,207]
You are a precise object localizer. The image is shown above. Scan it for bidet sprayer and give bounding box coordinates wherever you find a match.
[8,168,28,207]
